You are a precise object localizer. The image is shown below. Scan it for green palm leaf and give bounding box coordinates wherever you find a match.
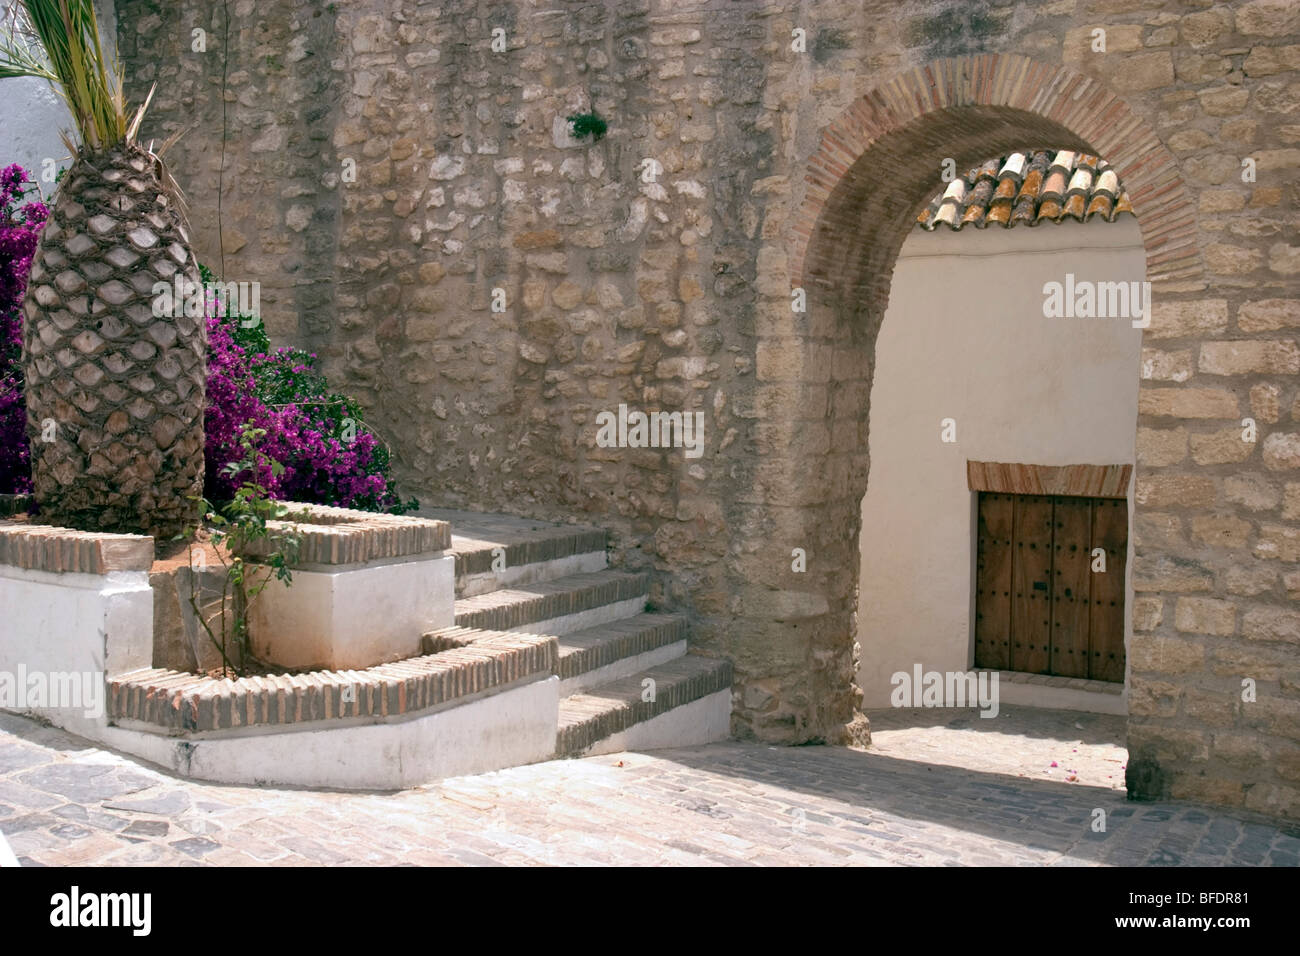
[0,0,150,150]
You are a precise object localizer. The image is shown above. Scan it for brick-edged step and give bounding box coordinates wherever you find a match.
[555,655,733,757]
[556,613,688,695]
[420,613,687,690]
[419,508,608,597]
[451,569,648,636]
[108,630,558,732]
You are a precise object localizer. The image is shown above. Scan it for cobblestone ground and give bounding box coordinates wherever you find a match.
[867,706,1130,790]
[1,709,1296,866]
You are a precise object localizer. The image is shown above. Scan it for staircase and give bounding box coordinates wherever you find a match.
[419,510,732,759]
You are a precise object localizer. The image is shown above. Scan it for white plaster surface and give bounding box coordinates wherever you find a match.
[578,688,732,757]
[0,564,151,735]
[100,675,561,789]
[249,554,454,669]
[858,219,1144,707]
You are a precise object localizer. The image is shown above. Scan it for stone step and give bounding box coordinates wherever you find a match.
[420,612,687,689]
[451,569,649,636]
[555,655,733,758]
[555,613,689,696]
[419,508,607,598]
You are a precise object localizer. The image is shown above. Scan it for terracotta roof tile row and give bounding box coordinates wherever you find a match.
[917,149,1135,231]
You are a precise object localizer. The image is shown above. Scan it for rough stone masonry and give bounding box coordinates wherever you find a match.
[115,0,1300,818]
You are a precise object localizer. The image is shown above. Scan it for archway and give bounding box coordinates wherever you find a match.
[742,54,1202,752]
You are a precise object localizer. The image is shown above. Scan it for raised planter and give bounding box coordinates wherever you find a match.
[244,503,454,671]
[0,504,548,790]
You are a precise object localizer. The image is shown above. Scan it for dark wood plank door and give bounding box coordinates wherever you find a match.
[974,493,1013,670]
[1010,495,1053,675]
[1089,497,1128,683]
[1052,496,1093,678]
[974,491,1127,683]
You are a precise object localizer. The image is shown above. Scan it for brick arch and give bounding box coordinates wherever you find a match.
[793,53,1203,297]
[726,54,1204,748]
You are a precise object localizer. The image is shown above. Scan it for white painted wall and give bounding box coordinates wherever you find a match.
[0,0,117,187]
[578,688,732,757]
[105,675,561,790]
[0,564,152,736]
[858,218,1145,707]
[249,553,455,670]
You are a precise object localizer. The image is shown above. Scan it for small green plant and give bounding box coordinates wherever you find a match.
[186,425,301,678]
[567,111,607,141]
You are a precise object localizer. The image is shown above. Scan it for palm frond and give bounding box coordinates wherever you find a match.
[0,0,146,151]
[0,6,56,83]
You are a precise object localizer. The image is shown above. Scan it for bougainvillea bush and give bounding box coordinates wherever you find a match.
[0,164,46,494]
[0,160,412,512]
[203,263,415,512]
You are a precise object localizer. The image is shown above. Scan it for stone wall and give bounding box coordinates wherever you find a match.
[115,0,1300,817]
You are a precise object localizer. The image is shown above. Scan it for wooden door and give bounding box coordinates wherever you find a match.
[974,494,1013,670]
[973,492,1127,683]
[1010,495,1053,675]
[1051,497,1092,678]
[1089,498,1127,682]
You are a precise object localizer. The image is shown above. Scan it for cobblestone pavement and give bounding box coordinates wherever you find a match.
[1,709,1296,866]
[867,706,1130,790]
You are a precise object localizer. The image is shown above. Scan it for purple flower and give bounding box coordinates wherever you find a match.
[1,161,410,512]
[0,165,46,493]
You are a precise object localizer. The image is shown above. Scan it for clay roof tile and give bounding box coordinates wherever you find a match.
[932,200,961,229]
[1094,168,1120,197]
[1017,167,1044,203]
[915,149,1135,232]
[986,200,1012,226]
[1062,192,1087,221]
[1085,192,1115,221]
[962,202,988,228]
[1010,196,1038,226]
[1067,166,1095,195]
[1040,167,1069,201]
[1050,149,1077,172]
[998,152,1027,182]
[993,175,1019,202]
[1036,197,1064,222]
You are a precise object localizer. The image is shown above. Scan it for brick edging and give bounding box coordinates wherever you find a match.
[453,571,649,631]
[240,502,451,565]
[0,522,153,574]
[0,500,451,574]
[454,526,607,578]
[108,631,557,732]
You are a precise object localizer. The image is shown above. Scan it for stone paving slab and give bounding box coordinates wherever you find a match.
[1,709,1296,867]
[866,706,1129,790]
